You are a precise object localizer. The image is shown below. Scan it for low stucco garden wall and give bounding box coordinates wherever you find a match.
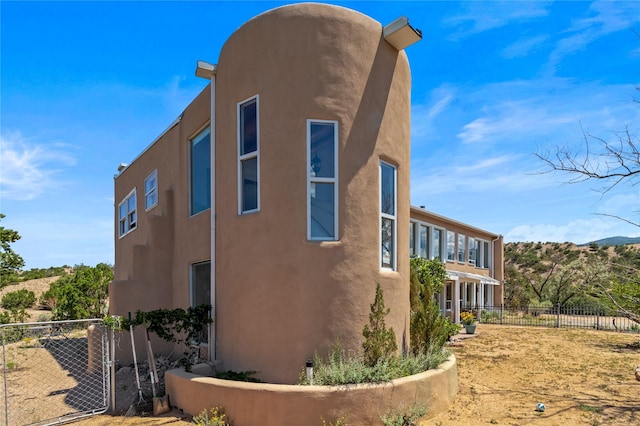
[165,355,458,426]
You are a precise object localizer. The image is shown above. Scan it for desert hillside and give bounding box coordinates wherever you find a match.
[0,276,62,321]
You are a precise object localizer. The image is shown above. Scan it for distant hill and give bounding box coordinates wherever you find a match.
[578,236,640,247]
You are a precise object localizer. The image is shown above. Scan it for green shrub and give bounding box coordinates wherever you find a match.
[381,405,427,426]
[409,257,452,354]
[362,283,397,367]
[1,289,36,310]
[192,406,230,426]
[302,340,449,386]
[39,263,112,320]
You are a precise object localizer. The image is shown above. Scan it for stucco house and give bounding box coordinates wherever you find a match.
[110,3,503,386]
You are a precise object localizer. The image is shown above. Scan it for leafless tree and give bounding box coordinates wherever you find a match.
[536,125,640,227]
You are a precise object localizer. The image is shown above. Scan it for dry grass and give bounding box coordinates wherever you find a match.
[421,324,640,426]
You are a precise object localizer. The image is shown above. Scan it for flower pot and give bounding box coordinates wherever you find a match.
[464,323,476,334]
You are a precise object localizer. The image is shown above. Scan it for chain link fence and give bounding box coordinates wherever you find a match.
[464,304,640,333]
[0,319,110,426]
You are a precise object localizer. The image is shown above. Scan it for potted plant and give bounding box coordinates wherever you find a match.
[460,311,477,334]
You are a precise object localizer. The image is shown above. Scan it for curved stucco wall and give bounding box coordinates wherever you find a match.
[166,355,457,425]
[214,3,412,383]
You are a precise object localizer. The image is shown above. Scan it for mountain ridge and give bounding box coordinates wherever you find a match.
[577,236,640,247]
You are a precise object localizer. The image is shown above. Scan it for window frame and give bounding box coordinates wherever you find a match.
[144,169,158,211]
[432,226,444,261]
[237,95,260,215]
[307,119,339,241]
[468,237,478,266]
[189,126,211,216]
[457,234,466,263]
[190,261,211,346]
[118,188,137,238]
[446,230,455,262]
[380,160,397,271]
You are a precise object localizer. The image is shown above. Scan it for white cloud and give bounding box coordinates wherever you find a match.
[546,1,640,74]
[501,34,549,58]
[445,2,551,40]
[410,154,556,198]
[450,80,639,146]
[505,217,618,244]
[0,132,76,201]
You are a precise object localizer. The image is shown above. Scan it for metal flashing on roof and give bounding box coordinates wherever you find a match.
[447,270,500,286]
[383,16,422,50]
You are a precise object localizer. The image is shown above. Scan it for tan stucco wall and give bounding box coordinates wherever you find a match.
[110,88,212,360]
[166,355,458,425]
[213,3,412,383]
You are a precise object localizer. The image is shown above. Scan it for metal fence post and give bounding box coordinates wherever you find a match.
[555,303,560,328]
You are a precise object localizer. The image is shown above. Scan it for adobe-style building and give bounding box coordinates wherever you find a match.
[110,3,502,386]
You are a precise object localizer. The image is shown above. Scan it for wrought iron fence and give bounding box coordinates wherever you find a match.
[462,304,640,333]
[0,319,110,425]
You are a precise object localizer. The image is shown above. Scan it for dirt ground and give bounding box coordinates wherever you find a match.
[75,324,639,426]
[421,325,639,426]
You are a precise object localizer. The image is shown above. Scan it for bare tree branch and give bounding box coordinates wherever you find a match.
[535,124,640,194]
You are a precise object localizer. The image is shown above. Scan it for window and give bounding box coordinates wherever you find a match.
[418,224,428,258]
[118,189,137,237]
[446,230,455,261]
[308,120,338,240]
[238,96,259,214]
[433,228,442,260]
[380,161,396,270]
[190,261,211,344]
[144,170,158,210]
[468,237,478,265]
[190,127,211,216]
[482,241,490,269]
[409,223,415,257]
[457,234,466,263]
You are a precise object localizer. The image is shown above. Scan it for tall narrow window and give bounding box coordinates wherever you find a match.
[457,234,466,263]
[409,223,415,257]
[190,127,211,216]
[144,169,158,210]
[238,96,259,214]
[433,228,442,260]
[190,261,211,344]
[380,161,396,270]
[419,224,428,258]
[118,189,137,237]
[307,120,338,240]
[483,241,490,268]
[468,237,478,265]
[446,230,455,261]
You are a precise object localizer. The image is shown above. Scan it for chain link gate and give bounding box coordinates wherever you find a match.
[0,319,110,425]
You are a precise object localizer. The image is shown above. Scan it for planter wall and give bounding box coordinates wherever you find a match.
[165,355,458,426]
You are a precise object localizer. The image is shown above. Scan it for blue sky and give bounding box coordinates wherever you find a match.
[2,1,640,269]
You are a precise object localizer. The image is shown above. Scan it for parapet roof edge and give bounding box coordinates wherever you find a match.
[114,111,185,179]
[410,205,501,239]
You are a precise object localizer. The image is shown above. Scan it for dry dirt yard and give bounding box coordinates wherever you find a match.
[421,324,639,426]
[75,324,639,426]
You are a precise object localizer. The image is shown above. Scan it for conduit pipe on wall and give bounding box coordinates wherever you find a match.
[195,60,218,361]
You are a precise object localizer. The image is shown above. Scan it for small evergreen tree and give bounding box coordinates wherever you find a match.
[0,214,25,287]
[362,283,397,367]
[40,263,113,320]
[410,257,457,354]
[1,289,36,310]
